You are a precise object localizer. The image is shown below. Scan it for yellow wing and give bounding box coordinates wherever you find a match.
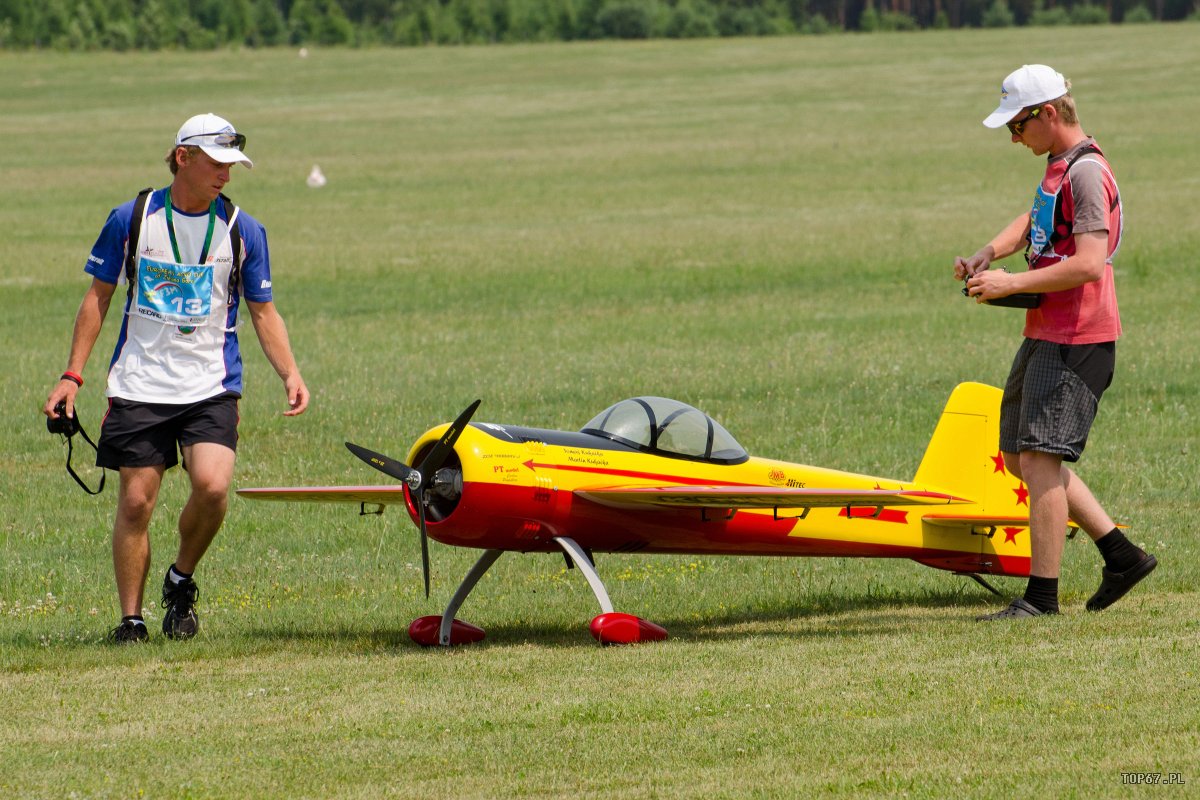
[237,486,408,504]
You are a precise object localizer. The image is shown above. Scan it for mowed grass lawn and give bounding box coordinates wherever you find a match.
[2,25,1198,798]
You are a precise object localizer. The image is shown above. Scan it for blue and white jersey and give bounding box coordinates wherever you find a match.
[85,188,273,403]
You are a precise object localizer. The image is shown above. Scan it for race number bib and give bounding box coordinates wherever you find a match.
[134,257,214,326]
[1028,184,1056,258]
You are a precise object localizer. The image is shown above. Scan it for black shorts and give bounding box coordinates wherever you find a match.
[999,338,1115,462]
[96,393,240,470]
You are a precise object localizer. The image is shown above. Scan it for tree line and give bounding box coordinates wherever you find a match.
[1,0,1196,49]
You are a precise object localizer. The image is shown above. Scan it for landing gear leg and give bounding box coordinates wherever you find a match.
[408,548,503,647]
[554,536,614,613]
[957,571,1003,597]
[553,536,667,645]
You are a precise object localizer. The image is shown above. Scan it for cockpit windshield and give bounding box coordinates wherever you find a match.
[580,397,748,465]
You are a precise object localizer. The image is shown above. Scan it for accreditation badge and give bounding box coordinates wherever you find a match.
[134,257,214,326]
[1028,184,1056,258]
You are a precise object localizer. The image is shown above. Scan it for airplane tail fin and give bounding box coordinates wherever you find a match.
[914,382,1007,508]
[912,382,1031,577]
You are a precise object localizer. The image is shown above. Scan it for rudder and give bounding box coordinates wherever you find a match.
[912,382,1032,577]
[914,382,1028,516]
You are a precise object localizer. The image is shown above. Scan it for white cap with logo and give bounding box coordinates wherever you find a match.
[175,113,254,168]
[982,65,1068,129]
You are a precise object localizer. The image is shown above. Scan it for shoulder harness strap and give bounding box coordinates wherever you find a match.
[1049,143,1108,246]
[1026,144,1108,265]
[124,187,154,299]
[220,192,243,300]
[124,189,243,303]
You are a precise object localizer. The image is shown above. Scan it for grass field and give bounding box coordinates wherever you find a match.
[2,25,1198,799]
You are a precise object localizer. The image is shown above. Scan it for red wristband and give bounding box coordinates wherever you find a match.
[61,371,83,387]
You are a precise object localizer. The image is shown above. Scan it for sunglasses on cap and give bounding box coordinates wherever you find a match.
[1006,106,1041,136]
[179,131,247,151]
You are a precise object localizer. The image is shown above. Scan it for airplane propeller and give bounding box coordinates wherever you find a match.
[345,399,481,598]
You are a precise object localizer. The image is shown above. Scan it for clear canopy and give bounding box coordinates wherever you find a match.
[580,397,747,464]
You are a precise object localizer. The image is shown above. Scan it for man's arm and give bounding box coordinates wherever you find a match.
[954,212,1032,281]
[44,277,117,419]
[965,230,1107,302]
[246,299,309,417]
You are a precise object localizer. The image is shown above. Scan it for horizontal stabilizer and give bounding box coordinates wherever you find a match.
[578,486,969,510]
[237,486,408,504]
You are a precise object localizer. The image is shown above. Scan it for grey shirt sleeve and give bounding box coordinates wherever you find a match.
[1067,159,1111,236]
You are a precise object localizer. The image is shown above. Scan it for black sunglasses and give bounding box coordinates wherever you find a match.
[179,131,247,151]
[1006,107,1041,136]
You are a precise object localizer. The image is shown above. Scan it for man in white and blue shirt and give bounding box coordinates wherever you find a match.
[44,113,310,643]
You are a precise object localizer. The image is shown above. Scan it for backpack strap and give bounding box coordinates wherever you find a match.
[220,192,243,301]
[1025,144,1104,265]
[124,187,154,298]
[123,188,244,305]
[1049,143,1106,248]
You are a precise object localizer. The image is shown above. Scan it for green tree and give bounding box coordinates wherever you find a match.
[503,0,545,40]
[251,0,288,45]
[135,0,170,48]
[217,0,254,42]
[665,0,718,37]
[981,0,1014,25]
[319,0,355,42]
[858,1,879,29]
[1029,0,1069,24]
[1069,3,1110,22]
[448,0,495,42]
[595,0,656,38]
[1123,3,1154,20]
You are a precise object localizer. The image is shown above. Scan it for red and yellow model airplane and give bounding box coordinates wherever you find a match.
[238,382,1034,646]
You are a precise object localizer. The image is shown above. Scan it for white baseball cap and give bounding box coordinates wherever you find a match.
[982,65,1068,129]
[174,113,254,168]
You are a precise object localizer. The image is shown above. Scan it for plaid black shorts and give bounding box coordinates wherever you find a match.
[96,393,240,470]
[999,338,1115,462]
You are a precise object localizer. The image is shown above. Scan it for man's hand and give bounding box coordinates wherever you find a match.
[44,380,79,421]
[965,268,1020,303]
[283,374,310,417]
[246,299,309,417]
[954,248,994,282]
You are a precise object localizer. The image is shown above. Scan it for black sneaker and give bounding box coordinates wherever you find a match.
[108,619,149,644]
[161,572,200,640]
[1086,553,1158,611]
[975,597,1056,621]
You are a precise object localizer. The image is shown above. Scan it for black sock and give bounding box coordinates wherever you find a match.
[1023,576,1059,614]
[1094,528,1144,572]
[122,615,146,626]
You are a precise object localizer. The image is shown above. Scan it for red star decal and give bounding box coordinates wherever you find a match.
[991,451,1007,475]
[1003,527,1022,544]
[1013,483,1029,506]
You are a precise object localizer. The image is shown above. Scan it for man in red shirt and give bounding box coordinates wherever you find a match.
[955,65,1156,619]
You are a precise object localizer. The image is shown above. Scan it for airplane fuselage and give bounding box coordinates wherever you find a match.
[407,422,1031,577]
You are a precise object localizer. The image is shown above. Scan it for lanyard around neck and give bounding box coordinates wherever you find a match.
[164,188,217,265]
